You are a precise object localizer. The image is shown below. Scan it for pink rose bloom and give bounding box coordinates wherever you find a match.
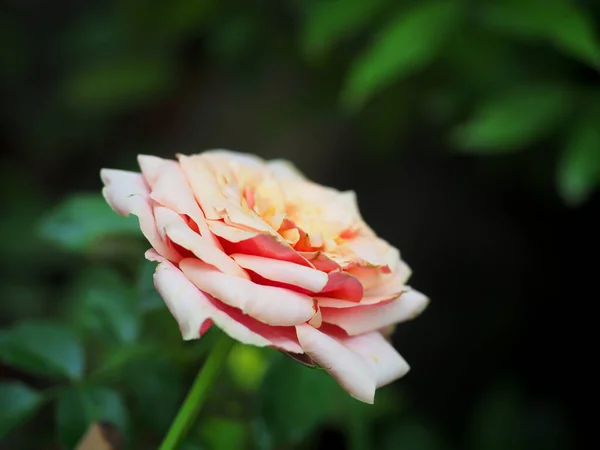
[100,151,428,403]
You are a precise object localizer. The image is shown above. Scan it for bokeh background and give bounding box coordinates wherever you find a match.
[1,0,598,449]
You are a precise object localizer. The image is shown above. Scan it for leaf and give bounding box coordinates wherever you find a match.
[557,117,600,206]
[482,0,600,68]
[258,352,345,445]
[0,321,84,380]
[341,0,462,110]
[300,0,387,58]
[227,343,268,391]
[138,259,165,313]
[64,57,174,113]
[123,357,185,435]
[452,85,574,152]
[199,417,247,450]
[39,193,141,252]
[466,381,525,450]
[379,419,448,450]
[70,267,139,344]
[0,381,43,439]
[55,385,129,449]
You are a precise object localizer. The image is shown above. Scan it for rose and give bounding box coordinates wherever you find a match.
[100,150,428,403]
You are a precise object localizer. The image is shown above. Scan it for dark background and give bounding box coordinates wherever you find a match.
[1,0,597,449]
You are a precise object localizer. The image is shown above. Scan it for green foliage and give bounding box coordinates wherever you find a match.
[64,57,174,113]
[0,321,84,380]
[452,84,575,152]
[466,381,525,450]
[39,193,141,253]
[55,385,129,449]
[342,0,462,110]
[0,382,43,439]
[227,343,268,391]
[68,267,140,344]
[258,352,345,445]
[123,357,185,435]
[378,419,448,450]
[482,0,600,68]
[557,111,600,206]
[199,417,247,450]
[300,0,387,59]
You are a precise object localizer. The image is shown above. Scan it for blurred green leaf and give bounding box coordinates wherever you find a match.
[379,418,448,450]
[557,115,600,206]
[341,0,462,110]
[467,381,525,450]
[124,357,185,435]
[300,0,387,58]
[0,382,43,439]
[70,267,139,344]
[452,85,574,152]
[482,0,600,68]
[0,321,84,380]
[64,57,174,113]
[39,193,141,253]
[55,385,129,449]
[199,417,247,450]
[138,259,165,313]
[258,353,344,445]
[227,343,268,391]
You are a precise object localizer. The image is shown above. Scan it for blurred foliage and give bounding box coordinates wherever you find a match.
[0,0,588,447]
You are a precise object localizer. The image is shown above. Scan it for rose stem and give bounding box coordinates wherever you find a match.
[159,331,234,450]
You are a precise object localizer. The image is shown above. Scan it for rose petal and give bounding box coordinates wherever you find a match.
[137,154,176,186]
[340,332,409,387]
[153,206,248,278]
[100,169,180,261]
[205,291,303,353]
[207,220,259,242]
[295,324,376,403]
[179,258,316,326]
[147,250,302,352]
[178,153,275,233]
[320,271,363,302]
[320,289,430,335]
[149,251,266,344]
[230,254,328,292]
[220,233,312,267]
[139,155,220,248]
[267,159,307,181]
[298,251,341,272]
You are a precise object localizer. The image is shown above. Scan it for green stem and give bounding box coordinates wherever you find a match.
[159,332,234,450]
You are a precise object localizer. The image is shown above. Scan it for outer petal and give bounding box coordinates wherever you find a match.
[149,251,267,344]
[340,332,409,387]
[231,254,328,292]
[147,250,302,352]
[296,324,376,403]
[100,169,180,261]
[267,159,307,181]
[179,259,316,326]
[320,289,430,335]
[139,154,220,248]
[153,206,248,278]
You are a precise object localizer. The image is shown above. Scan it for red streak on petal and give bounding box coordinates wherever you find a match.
[199,318,213,335]
[186,216,200,234]
[203,292,301,348]
[245,270,315,295]
[298,252,340,273]
[320,271,363,302]
[220,234,311,267]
